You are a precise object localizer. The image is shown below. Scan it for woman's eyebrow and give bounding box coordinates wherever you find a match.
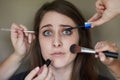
[39,24,73,30]
[60,24,73,28]
[40,24,52,30]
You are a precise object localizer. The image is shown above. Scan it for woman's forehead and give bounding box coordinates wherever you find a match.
[39,11,76,28]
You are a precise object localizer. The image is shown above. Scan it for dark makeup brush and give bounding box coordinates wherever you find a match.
[70,44,118,59]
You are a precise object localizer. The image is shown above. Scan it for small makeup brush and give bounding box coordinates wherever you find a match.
[37,59,51,75]
[45,59,51,67]
[65,22,91,31]
[70,44,118,59]
[0,28,35,33]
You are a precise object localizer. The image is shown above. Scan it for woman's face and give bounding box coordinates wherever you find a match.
[39,11,79,68]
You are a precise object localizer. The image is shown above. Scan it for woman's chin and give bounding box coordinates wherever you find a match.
[52,60,67,68]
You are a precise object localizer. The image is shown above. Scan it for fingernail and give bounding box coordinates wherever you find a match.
[29,40,31,44]
[37,66,44,75]
[35,67,40,71]
[100,56,105,61]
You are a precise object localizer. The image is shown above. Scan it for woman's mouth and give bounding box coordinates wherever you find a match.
[51,52,65,57]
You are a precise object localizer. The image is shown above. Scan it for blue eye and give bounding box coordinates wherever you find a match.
[43,30,52,36]
[63,30,72,35]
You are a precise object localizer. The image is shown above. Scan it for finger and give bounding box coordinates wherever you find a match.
[98,6,105,10]
[19,24,28,36]
[50,74,55,80]
[28,34,32,44]
[88,13,101,22]
[95,41,104,50]
[28,34,36,44]
[25,67,40,80]
[37,66,44,75]
[95,41,109,52]
[36,65,48,80]
[96,1,105,10]
[95,41,118,52]
[88,0,103,22]
[95,54,99,58]
[99,52,114,65]
[32,34,36,40]
[98,52,106,62]
[17,29,24,44]
[96,6,105,14]
[91,10,114,28]
[11,23,25,48]
[45,67,53,80]
[11,23,20,39]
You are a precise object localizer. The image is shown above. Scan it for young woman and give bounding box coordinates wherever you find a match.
[9,0,111,80]
[0,0,119,80]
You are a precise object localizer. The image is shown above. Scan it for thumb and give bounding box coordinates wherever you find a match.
[25,67,40,80]
[88,13,105,28]
[88,13,101,22]
[91,10,115,28]
[91,17,107,28]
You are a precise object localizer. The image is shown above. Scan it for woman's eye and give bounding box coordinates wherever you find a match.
[43,30,52,36]
[63,30,72,35]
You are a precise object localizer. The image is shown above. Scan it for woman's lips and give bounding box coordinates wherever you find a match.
[51,52,65,57]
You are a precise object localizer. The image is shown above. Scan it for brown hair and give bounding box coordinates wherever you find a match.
[29,0,98,80]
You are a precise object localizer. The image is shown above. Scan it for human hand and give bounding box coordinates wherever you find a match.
[94,41,118,66]
[25,65,55,80]
[11,23,35,57]
[88,0,120,28]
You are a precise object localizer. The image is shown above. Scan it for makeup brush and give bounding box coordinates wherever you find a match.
[65,22,91,31]
[45,59,51,67]
[70,44,118,59]
[37,59,51,75]
[0,28,35,33]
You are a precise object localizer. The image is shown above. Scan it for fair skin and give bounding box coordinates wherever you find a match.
[0,21,119,80]
[0,24,34,80]
[95,41,120,80]
[88,0,120,28]
[25,11,79,80]
[1,0,120,79]
[1,5,120,79]
[25,12,120,80]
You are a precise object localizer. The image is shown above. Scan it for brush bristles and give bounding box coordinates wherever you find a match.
[70,44,81,53]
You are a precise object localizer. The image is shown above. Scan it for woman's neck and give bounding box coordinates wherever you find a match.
[51,63,73,80]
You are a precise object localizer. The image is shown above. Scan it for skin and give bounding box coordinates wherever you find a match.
[1,0,120,79]
[25,11,79,80]
[88,0,120,28]
[0,23,35,80]
[95,41,120,79]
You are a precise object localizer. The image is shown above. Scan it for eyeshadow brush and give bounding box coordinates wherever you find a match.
[0,28,35,33]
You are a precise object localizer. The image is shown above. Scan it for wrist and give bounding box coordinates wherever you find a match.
[12,51,26,61]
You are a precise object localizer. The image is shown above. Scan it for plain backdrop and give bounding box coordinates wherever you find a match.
[0,0,120,79]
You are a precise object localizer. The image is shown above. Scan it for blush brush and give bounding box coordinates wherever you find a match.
[70,44,118,59]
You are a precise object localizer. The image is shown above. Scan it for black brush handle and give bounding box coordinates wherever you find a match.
[45,59,51,67]
[96,51,118,59]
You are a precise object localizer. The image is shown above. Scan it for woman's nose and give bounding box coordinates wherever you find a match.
[53,35,62,47]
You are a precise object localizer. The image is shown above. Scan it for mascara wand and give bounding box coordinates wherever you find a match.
[65,22,91,31]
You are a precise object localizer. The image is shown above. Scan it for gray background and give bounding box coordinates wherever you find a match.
[0,0,120,79]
